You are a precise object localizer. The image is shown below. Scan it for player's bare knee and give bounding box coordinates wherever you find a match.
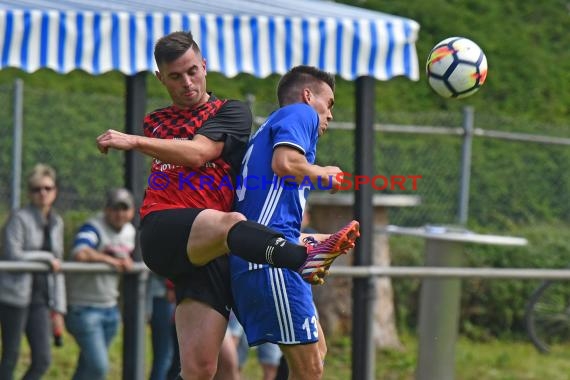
[180,357,217,379]
[223,211,246,229]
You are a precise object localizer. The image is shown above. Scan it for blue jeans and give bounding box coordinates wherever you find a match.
[0,302,51,380]
[228,312,282,367]
[149,297,175,380]
[65,305,120,380]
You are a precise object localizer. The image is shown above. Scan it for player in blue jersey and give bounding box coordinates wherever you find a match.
[230,65,360,380]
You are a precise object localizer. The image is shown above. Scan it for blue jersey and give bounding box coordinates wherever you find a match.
[235,103,318,244]
[230,103,321,346]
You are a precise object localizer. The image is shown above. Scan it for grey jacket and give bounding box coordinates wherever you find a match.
[0,205,67,313]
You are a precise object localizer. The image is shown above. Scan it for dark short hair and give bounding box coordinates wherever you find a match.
[277,65,335,106]
[154,31,201,67]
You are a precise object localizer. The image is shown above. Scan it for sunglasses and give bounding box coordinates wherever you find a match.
[30,186,55,193]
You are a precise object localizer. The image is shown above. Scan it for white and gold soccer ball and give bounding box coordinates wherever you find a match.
[426,37,488,99]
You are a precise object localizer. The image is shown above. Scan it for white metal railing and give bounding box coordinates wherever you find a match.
[329,266,570,279]
[0,261,149,273]
[4,260,569,380]
[2,262,570,280]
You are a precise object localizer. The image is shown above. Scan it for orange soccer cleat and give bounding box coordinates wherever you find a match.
[299,220,360,285]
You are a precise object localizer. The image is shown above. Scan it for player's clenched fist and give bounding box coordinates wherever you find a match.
[96,129,138,154]
[322,166,343,193]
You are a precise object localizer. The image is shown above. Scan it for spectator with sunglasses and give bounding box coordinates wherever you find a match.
[0,163,66,380]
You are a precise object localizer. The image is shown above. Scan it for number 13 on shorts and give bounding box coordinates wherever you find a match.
[302,315,319,339]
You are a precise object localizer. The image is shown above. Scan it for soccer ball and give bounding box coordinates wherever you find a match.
[426,37,488,99]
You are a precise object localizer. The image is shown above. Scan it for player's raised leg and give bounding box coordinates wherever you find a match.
[187,209,311,271]
[186,209,247,266]
[188,210,360,285]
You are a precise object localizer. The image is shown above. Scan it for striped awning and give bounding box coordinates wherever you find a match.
[0,0,420,81]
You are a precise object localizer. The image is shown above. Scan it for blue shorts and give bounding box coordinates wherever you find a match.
[230,262,319,346]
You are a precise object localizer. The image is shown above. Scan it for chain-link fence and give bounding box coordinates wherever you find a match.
[1,81,569,235]
[254,98,570,230]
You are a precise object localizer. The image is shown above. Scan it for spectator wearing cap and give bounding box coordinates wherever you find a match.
[64,188,136,380]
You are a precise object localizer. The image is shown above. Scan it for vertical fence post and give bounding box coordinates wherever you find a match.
[352,76,376,380]
[245,93,256,116]
[11,79,24,210]
[122,271,148,380]
[123,72,148,380]
[457,106,474,226]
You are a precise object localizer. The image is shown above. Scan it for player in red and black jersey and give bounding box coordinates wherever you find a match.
[141,96,249,218]
[96,31,354,380]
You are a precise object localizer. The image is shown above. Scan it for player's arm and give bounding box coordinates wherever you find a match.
[96,130,223,168]
[97,101,250,168]
[272,145,342,190]
[72,224,130,271]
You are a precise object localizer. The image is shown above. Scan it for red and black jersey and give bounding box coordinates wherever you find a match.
[140,94,252,219]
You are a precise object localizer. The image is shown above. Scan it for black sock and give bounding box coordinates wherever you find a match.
[226,220,307,270]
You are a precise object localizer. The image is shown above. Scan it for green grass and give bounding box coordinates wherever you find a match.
[14,328,125,379]
[237,333,570,379]
[14,329,570,379]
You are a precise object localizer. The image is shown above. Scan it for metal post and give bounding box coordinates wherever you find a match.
[416,239,463,380]
[457,106,474,225]
[123,72,147,380]
[245,93,256,115]
[11,79,24,210]
[352,76,376,380]
[122,272,148,380]
[125,72,148,234]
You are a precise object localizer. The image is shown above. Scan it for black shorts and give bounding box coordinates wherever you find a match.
[140,208,233,318]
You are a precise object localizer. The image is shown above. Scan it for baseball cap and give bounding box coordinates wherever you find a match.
[106,188,135,209]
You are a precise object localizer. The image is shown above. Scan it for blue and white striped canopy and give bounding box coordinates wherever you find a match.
[0,0,420,81]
